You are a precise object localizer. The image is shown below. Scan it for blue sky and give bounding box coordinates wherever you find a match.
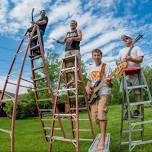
[0,0,152,92]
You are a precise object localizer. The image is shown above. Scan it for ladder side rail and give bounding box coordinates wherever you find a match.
[74,56,79,152]
[63,60,75,138]
[10,26,36,152]
[49,61,66,152]
[141,71,152,103]
[77,57,95,138]
[36,25,54,98]
[0,30,28,105]
[123,72,132,152]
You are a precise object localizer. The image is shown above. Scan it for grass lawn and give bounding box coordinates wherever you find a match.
[0,105,152,152]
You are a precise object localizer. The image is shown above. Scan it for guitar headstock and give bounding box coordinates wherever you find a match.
[133,34,143,44]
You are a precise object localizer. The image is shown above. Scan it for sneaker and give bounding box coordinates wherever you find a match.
[132,110,141,118]
[123,111,132,120]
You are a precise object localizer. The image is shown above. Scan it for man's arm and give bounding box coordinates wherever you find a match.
[126,56,144,64]
[85,80,91,94]
[36,19,47,25]
[72,30,82,41]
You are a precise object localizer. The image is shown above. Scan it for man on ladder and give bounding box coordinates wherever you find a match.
[29,9,48,57]
[85,49,112,151]
[55,19,82,86]
[116,34,144,119]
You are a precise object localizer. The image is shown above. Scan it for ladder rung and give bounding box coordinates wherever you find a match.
[73,129,91,132]
[44,127,61,131]
[61,67,75,72]
[121,140,152,146]
[69,95,84,99]
[35,87,49,92]
[121,140,142,145]
[127,85,147,90]
[131,120,152,126]
[122,129,142,134]
[0,128,11,134]
[32,35,38,40]
[62,54,76,61]
[58,88,76,92]
[40,109,52,112]
[32,65,44,71]
[37,98,52,102]
[33,77,46,81]
[70,107,87,111]
[31,55,41,60]
[30,44,40,51]
[54,114,76,117]
[129,101,152,106]
[46,136,93,142]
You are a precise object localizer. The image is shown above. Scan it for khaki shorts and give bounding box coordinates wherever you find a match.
[65,50,81,67]
[90,95,109,121]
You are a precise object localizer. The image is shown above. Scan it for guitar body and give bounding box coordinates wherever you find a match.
[88,91,99,105]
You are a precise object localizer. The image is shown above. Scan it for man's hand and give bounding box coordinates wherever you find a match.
[85,86,91,94]
[31,21,36,24]
[65,38,73,45]
[103,77,111,86]
[126,55,133,61]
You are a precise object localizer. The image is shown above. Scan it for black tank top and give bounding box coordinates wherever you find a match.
[65,30,80,51]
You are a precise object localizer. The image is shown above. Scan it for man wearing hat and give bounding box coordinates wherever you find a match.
[116,34,144,118]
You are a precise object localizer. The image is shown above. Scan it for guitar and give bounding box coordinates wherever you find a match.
[28,8,35,32]
[88,62,128,104]
[115,34,143,79]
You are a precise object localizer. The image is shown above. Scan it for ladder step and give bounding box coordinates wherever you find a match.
[62,54,76,61]
[131,120,152,126]
[32,35,38,40]
[33,77,46,81]
[32,65,44,71]
[127,85,147,90]
[121,140,152,146]
[30,44,40,51]
[129,101,152,106]
[88,133,111,152]
[61,67,75,72]
[46,136,93,142]
[35,87,49,92]
[122,129,142,134]
[73,129,91,132]
[0,128,11,134]
[58,88,76,92]
[40,109,52,112]
[69,95,84,99]
[37,98,52,102]
[70,107,87,111]
[54,114,76,117]
[31,55,42,60]
[121,140,142,145]
[44,127,61,131]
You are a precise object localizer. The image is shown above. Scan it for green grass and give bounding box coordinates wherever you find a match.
[0,105,152,152]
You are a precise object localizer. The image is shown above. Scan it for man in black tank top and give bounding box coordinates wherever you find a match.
[56,20,82,54]
[55,20,82,86]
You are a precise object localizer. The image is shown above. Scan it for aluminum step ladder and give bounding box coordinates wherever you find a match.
[0,24,55,152]
[119,66,152,152]
[88,133,111,152]
[48,54,95,152]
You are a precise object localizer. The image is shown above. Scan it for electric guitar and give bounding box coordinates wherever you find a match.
[88,62,128,104]
[28,8,35,32]
[115,34,143,79]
